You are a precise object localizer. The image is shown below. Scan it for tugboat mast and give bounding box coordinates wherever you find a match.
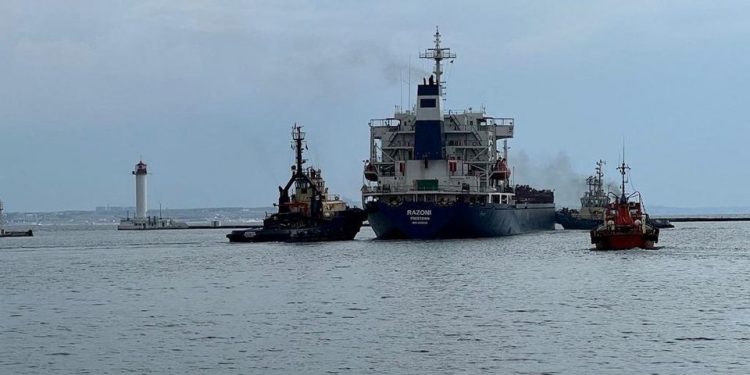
[419,26,456,96]
[281,124,322,217]
[292,124,305,179]
[287,124,318,194]
[595,159,605,195]
[617,159,630,203]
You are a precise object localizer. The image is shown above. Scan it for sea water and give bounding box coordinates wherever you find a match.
[1,223,749,374]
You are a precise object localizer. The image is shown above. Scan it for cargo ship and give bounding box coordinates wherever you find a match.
[361,29,555,239]
[590,159,659,250]
[228,125,366,242]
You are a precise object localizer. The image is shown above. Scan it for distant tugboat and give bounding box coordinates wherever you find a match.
[557,160,673,229]
[227,125,367,243]
[590,159,659,250]
[0,200,33,238]
[556,160,609,230]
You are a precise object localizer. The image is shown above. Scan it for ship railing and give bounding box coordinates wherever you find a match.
[483,117,514,127]
[447,140,483,147]
[362,185,482,194]
[368,168,396,177]
[446,111,464,130]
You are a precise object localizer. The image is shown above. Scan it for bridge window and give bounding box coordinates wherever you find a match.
[420,98,436,108]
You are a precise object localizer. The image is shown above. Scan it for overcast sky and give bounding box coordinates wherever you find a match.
[1,1,749,212]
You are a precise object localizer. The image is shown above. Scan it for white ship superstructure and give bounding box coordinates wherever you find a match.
[363,29,515,205]
[362,29,555,239]
[579,160,608,218]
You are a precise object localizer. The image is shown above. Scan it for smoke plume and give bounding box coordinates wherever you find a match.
[510,151,630,207]
[510,151,586,208]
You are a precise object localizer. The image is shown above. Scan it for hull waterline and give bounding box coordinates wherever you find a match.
[367,201,555,239]
[591,233,657,250]
[227,210,365,243]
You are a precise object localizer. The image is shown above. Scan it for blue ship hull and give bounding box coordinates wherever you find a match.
[555,210,674,230]
[555,211,600,230]
[366,201,555,239]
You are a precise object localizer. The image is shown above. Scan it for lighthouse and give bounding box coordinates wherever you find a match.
[133,160,147,220]
[118,159,187,230]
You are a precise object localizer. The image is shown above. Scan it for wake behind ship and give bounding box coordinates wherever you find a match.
[362,29,555,239]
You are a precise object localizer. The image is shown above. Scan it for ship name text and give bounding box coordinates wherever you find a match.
[407,209,432,216]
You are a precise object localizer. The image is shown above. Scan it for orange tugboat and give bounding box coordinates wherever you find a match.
[590,159,659,250]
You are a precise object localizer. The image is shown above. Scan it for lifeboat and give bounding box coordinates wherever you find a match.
[489,158,510,180]
[364,162,378,182]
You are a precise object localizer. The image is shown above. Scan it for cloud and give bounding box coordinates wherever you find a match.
[2,0,750,210]
[14,39,97,68]
[500,1,750,64]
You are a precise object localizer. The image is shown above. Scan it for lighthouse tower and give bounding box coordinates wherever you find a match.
[118,159,187,230]
[133,160,148,220]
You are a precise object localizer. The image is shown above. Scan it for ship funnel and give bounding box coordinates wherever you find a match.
[414,29,454,161]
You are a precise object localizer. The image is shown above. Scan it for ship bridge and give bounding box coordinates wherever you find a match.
[363,29,516,201]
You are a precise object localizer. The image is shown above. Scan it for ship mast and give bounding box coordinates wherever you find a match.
[287,124,322,196]
[419,27,456,96]
[280,123,323,217]
[292,124,305,178]
[595,159,605,195]
[617,158,630,203]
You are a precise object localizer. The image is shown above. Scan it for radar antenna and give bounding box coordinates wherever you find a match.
[617,156,630,203]
[419,26,456,96]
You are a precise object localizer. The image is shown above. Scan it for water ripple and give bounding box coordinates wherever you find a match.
[1,224,749,373]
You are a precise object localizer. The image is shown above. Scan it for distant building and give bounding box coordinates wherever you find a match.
[95,206,134,212]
